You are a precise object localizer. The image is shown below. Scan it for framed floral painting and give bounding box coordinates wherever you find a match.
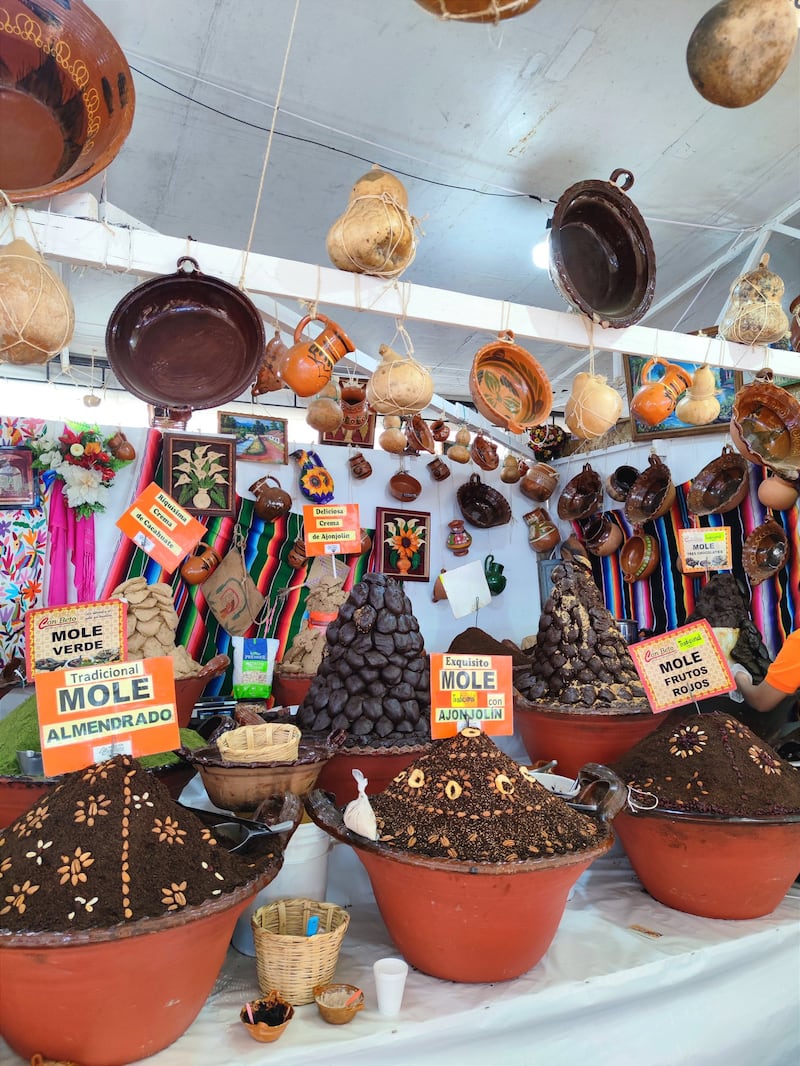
[375,507,430,582]
[162,433,236,517]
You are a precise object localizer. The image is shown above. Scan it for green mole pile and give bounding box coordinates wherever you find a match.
[515,559,647,709]
[370,728,604,863]
[296,572,431,746]
[0,755,261,933]
[612,711,800,818]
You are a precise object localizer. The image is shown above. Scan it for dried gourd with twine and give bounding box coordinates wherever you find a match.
[366,343,434,416]
[448,425,472,464]
[378,415,408,454]
[306,379,344,433]
[327,167,419,278]
[674,364,720,426]
[0,239,75,364]
[719,254,789,346]
[565,372,622,439]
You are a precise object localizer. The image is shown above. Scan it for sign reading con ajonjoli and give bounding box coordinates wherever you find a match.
[25,600,128,678]
[429,652,513,738]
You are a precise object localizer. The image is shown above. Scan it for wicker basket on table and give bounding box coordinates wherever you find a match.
[217,723,301,764]
[252,898,350,1004]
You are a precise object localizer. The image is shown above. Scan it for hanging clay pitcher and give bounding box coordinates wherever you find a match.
[379,415,408,454]
[280,314,356,397]
[448,425,472,464]
[250,476,292,521]
[484,554,507,595]
[252,329,289,396]
[366,343,434,415]
[523,508,560,553]
[180,542,222,585]
[719,254,789,346]
[630,359,693,427]
[306,379,344,433]
[290,449,335,503]
[565,372,623,439]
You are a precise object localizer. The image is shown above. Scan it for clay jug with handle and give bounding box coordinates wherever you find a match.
[280,313,355,397]
[630,358,693,427]
[484,554,507,595]
[180,542,222,585]
[250,476,292,522]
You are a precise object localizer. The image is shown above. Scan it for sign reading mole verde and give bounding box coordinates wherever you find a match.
[34,657,180,776]
[627,620,735,714]
[429,653,513,739]
[25,600,128,678]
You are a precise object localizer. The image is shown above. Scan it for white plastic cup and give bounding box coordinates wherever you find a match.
[373,957,409,1017]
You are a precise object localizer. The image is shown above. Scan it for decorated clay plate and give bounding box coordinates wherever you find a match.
[469,333,553,434]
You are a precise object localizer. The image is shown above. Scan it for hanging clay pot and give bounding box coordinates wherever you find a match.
[405,414,436,454]
[339,379,370,433]
[523,508,560,553]
[447,425,472,464]
[757,474,799,511]
[564,372,622,439]
[578,515,624,558]
[252,329,288,396]
[0,239,75,365]
[519,462,559,502]
[326,167,418,278]
[630,359,693,427]
[250,476,292,521]
[378,415,408,454]
[306,379,344,433]
[366,343,434,415]
[280,314,356,398]
[470,434,499,471]
[431,419,451,442]
[620,528,660,583]
[348,451,373,480]
[446,519,472,556]
[719,254,789,346]
[674,364,721,426]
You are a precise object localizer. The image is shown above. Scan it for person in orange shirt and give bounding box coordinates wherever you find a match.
[733,629,800,713]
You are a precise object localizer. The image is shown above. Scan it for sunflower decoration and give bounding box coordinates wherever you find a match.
[384,514,426,575]
[290,449,335,503]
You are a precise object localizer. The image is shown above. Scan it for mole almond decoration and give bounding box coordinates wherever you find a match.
[686,0,799,109]
[326,168,418,279]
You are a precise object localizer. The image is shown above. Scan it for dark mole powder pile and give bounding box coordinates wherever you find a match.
[612,711,800,817]
[370,727,603,863]
[0,754,260,933]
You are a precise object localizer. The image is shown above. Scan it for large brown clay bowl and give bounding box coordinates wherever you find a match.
[456,473,512,528]
[469,331,553,434]
[614,807,800,919]
[175,654,230,728]
[0,792,301,1066]
[687,446,750,516]
[742,519,789,586]
[556,463,603,521]
[306,768,620,982]
[624,455,675,523]
[0,0,135,201]
[404,415,435,454]
[388,470,422,501]
[731,369,800,478]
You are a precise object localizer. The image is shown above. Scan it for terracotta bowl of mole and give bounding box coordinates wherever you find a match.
[314,983,365,1024]
[306,770,621,983]
[614,806,800,919]
[240,992,295,1042]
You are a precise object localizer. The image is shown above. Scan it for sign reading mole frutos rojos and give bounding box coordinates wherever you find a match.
[34,657,180,776]
[628,619,735,714]
[429,653,513,738]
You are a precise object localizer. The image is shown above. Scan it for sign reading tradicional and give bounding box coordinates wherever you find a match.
[429,652,513,739]
[25,600,127,678]
[627,619,735,713]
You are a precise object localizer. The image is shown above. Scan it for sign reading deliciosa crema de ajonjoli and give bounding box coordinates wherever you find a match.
[34,656,180,777]
[303,503,361,556]
[628,620,735,714]
[429,653,514,739]
[25,600,128,679]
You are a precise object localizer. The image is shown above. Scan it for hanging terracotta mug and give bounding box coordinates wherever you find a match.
[280,313,356,398]
[578,514,624,557]
[520,462,559,501]
[348,451,373,479]
[523,508,560,553]
[249,476,292,522]
[340,380,370,432]
[287,536,308,569]
[180,542,222,585]
[427,456,451,482]
[630,358,693,427]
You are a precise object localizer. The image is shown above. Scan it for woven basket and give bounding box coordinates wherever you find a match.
[217,723,300,764]
[252,898,350,1005]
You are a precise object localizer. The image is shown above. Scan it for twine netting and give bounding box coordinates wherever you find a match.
[0,239,75,365]
[425,1,536,21]
[720,276,788,346]
[330,191,418,279]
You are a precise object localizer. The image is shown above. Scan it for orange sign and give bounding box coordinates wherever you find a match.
[34,656,180,776]
[117,482,205,573]
[303,503,361,556]
[628,620,734,713]
[429,652,514,738]
[25,600,127,678]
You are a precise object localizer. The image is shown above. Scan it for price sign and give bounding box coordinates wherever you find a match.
[117,482,206,573]
[34,656,180,776]
[303,503,361,556]
[25,600,127,678]
[678,527,732,573]
[628,620,735,714]
[429,653,513,738]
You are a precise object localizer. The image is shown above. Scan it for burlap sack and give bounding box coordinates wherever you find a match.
[202,547,265,636]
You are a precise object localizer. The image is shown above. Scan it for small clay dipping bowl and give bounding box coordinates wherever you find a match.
[240,992,294,1042]
[314,983,365,1024]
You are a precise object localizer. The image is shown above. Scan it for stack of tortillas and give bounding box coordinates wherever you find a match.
[111,576,201,679]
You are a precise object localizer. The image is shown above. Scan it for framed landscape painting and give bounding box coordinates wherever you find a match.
[217,410,289,465]
[375,507,430,582]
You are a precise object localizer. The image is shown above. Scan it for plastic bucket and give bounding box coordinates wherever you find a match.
[232,820,332,956]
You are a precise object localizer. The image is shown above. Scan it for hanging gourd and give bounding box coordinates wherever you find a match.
[447,425,472,464]
[305,379,344,433]
[366,343,434,416]
[0,239,75,365]
[326,167,419,279]
[719,254,789,346]
[674,364,721,426]
[378,415,409,455]
[564,372,623,439]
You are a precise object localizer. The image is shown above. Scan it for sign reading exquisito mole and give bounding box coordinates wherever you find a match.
[628,620,735,713]
[303,503,361,556]
[677,527,732,573]
[429,653,513,738]
[34,656,180,776]
[117,482,206,573]
[25,600,127,679]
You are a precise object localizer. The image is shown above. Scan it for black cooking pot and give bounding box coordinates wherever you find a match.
[106,257,265,410]
[549,169,656,329]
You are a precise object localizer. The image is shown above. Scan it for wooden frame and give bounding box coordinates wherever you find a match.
[624,355,739,441]
[319,412,377,448]
[217,410,289,465]
[162,432,236,518]
[375,507,431,582]
[0,447,38,508]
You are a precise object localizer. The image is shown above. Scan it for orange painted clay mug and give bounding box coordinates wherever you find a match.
[280,313,356,398]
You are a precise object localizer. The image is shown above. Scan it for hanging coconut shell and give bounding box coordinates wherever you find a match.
[366,343,434,416]
[326,167,418,279]
[0,239,75,364]
[564,372,622,439]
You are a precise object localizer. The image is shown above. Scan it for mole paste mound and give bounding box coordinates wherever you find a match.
[515,559,647,710]
[0,754,260,933]
[295,573,431,747]
[612,711,800,817]
[371,727,603,863]
[686,573,771,682]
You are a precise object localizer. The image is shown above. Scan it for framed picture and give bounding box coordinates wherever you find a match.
[0,447,38,509]
[624,355,738,441]
[162,433,236,518]
[375,507,431,582]
[217,410,288,465]
[319,413,377,448]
